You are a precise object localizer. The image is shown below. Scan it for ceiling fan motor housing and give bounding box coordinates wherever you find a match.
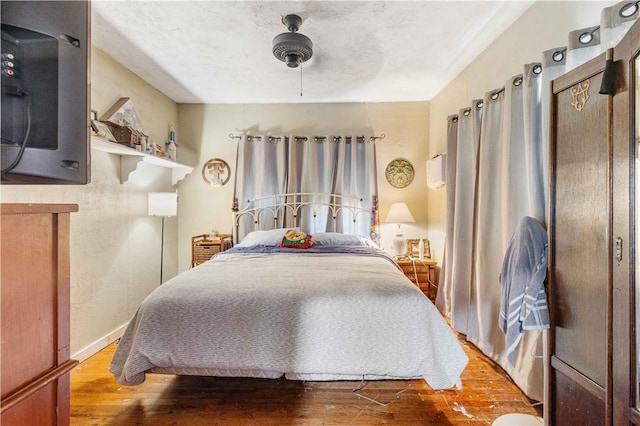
[272,14,313,68]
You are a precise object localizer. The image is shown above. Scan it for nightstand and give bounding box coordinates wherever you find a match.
[191,234,232,267]
[395,258,438,301]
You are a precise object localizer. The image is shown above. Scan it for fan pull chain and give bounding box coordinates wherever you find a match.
[300,63,303,97]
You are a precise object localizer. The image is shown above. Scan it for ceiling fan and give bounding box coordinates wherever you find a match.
[272,14,313,68]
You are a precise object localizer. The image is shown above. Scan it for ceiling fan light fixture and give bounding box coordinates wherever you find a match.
[272,14,313,68]
[285,53,301,68]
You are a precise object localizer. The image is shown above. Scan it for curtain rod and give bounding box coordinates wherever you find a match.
[228,133,385,142]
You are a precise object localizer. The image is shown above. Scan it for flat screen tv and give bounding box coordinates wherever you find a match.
[1,1,90,184]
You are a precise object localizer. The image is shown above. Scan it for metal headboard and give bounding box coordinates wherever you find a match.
[232,192,377,244]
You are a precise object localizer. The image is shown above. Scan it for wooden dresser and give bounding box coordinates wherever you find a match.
[396,258,438,301]
[1,204,78,426]
[191,234,232,267]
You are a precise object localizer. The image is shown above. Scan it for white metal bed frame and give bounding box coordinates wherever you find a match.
[232,192,378,243]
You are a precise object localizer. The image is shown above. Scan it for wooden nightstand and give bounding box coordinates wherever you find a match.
[395,258,438,301]
[191,234,232,267]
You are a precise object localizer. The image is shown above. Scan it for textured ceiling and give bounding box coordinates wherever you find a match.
[91,1,533,104]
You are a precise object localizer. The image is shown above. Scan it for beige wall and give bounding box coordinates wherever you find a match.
[176,102,431,270]
[427,0,614,264]
[1,46,180,359]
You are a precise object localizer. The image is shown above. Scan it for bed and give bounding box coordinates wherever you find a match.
[109,195,468,391]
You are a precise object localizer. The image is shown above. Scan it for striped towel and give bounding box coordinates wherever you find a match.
[499,216,549,367]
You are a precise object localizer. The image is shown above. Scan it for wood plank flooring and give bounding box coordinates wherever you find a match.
[70,334,542,425]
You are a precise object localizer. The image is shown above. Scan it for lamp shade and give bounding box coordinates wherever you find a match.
[148,192,178,217]
[385,202,415,224]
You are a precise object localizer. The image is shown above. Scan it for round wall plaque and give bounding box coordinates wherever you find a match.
[202,158,231,187]
[385,158,415,189]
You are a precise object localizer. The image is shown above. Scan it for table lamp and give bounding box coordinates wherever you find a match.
[385,202,415,258]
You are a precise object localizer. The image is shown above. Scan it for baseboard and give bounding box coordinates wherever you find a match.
[72,322,128,362]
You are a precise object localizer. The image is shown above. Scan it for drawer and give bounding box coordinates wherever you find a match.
[193,244,221,263]
[194,244,221,252]
[396,259,436,301]
[399,265,428,274]
[406,273,429,283]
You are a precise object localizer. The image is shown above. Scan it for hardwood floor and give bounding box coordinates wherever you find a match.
[70,334,542,425]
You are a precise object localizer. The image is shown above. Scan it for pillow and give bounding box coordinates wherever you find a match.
[236,228,300,248]
[358,235,380,248]
[280,230,313,249]
[311,232,376,247]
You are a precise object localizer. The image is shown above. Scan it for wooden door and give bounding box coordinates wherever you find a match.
[610,16,640,426]
[549,53,612,425]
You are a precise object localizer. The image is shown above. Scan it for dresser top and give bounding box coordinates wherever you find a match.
[395,257,437,266]
[1,203,79,214]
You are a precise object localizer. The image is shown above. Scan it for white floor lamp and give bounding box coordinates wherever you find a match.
[148,192,178,284]
[385,202,415,258]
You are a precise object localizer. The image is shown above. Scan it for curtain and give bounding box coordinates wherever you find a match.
[438,3,639,401]
[234,135,288,235]
[469,87,506,357]
[523,64,545,222]
[540,47,567,215]
[287,135,335,232]
[234,135,377,240]
[463,76,547,401]
[437,116,459,318]
[565,25,601,73]
[601,1,640,50]
[436,104,482,334]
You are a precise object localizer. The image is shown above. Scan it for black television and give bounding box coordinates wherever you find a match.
[1,0,90,184]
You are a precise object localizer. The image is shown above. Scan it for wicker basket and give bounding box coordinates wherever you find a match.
[191,234,232,267]
[106,123,146,148]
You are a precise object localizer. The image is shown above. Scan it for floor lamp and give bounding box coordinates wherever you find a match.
[148,192,178,284]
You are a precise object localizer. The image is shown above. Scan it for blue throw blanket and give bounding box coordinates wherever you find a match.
[499,216,549,367]
[220,244,401,270]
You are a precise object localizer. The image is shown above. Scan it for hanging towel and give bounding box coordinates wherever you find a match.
[499,216,549,366]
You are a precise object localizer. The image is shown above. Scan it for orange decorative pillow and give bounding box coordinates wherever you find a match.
[280,229,313,249]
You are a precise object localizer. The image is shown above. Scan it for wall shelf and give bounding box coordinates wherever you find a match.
[91,136,193,185]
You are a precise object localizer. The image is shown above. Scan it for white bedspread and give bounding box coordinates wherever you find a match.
[110,250,468,390]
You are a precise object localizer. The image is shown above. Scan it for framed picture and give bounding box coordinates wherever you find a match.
[91,119,117,143]
[99,97,146,134]
[407,238,431,259]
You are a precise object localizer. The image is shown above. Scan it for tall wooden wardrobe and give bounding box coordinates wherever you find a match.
[548,16,640,426]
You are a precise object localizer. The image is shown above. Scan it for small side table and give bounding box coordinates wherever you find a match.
[395,258,438,301]
[191,234,232,267]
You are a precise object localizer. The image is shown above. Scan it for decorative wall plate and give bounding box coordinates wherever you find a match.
[385,158,415,189]
[202,158,230,187]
